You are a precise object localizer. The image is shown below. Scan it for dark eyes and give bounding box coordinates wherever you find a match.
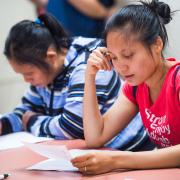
[123,53,134,59]
[24,72,33,76]
[110,53,134,62]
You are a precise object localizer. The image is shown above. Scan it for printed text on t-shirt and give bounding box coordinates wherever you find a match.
[145,108,171,147]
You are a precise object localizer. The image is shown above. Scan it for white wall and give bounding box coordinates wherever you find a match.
[0,0,35,113]
[163,0,180,59]
[0,0,179,113]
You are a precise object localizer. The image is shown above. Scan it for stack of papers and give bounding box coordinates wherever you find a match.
[0,132,52,150]
[25,143,106,171]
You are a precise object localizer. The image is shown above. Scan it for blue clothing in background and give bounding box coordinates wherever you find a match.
[47,0,114,37]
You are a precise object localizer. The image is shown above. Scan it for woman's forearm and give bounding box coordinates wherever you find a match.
[112,145,180,170]
[83,73,104,147]
[0,121,2,135]
[68,0,109,19]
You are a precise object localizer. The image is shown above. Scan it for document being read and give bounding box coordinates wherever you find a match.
[26,143,107,171]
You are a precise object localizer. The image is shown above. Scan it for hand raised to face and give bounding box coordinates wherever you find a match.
[86,47,114,76]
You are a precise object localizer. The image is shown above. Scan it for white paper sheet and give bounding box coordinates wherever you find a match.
[27,159,78,171]
[0,132,53,150]
[25,143,71,160]
[26,143,106,171]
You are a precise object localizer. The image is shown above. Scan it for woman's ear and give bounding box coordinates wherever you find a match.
[46,48,57,65]
[153,36,163,54]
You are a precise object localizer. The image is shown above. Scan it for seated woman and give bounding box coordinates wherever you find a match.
[0,13,152,151]
[71,0,180,175]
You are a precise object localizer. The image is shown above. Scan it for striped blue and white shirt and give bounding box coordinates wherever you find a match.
[0,37,154,151]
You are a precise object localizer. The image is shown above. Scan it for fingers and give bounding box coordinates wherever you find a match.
[71,153,101,175]
[88,47,113,72]
[78,165,97,175]
[71,151,114,175]
[0,121,2,135]
[71,154,93,168]
[72,157,92,168]
[71,154,89,164]
[92,49,112,71]
[75,160,103,175]
[101,51,113,68]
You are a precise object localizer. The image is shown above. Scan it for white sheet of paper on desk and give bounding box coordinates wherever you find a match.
[0,132,53,151]
[27,158,78,171]
[25,143,72,160]
[26,143,106,171]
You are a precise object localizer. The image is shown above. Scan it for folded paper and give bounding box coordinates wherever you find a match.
[25,143,106,171]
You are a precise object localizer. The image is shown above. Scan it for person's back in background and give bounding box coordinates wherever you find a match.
[31,0,116,37]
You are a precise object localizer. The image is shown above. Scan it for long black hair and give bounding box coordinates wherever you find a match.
[4,13,69,72]
[104,0,173,52]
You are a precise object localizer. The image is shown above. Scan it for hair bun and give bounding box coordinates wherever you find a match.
[152,0,172,24]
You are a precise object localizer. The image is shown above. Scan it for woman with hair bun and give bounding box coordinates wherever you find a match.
[71,0,180,175]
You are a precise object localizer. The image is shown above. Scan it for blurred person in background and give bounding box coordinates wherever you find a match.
[30,0,116,37]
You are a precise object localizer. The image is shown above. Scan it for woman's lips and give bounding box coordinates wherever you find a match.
[124,74,134,80]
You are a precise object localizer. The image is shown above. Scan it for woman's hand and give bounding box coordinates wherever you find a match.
[86,47,113,76]
[71,151,115,175]
[0,121,2,135]
[22,111,37,130]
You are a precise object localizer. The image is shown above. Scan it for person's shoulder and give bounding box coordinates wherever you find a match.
[165,58,179,74]
[165,60,180,91]
[166,60,180,72]
[71,37,103,54]
[166,57,180,66]
[72,37,98,46]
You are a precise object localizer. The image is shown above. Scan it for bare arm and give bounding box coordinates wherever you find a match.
[83,47,138,147]
[68,0,112,19]
[30,0,48,14]
[72,145,180,175]
[0,121,2,135]
[117,144,180,169]
[30,0,48,7]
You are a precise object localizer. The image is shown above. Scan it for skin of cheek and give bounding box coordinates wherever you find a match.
[114,55,156,86]
[134,61,156,85]
[35,65,56,86]
[36,73,50,86]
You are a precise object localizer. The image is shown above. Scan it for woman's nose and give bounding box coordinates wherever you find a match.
[120,64,128,71]
[115,62,129,74]
[23,76,33,84]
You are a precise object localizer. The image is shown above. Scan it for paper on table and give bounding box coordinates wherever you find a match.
[25,143,71,160]
[26,143,106,171]
[27,158,78,171]
[0,132,53,151]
